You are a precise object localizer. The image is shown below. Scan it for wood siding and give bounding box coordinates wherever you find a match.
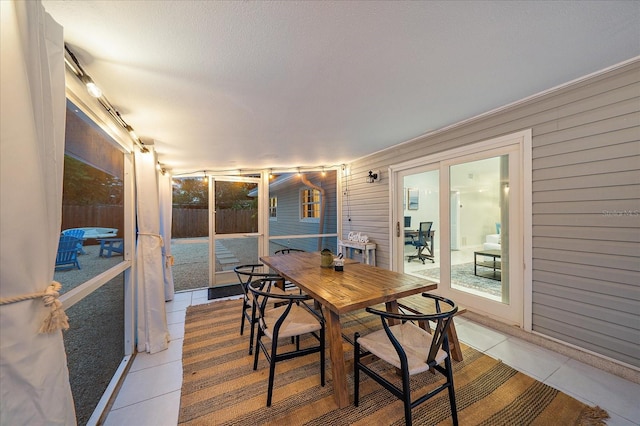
[343,60,640,368]
[269,171,338,252]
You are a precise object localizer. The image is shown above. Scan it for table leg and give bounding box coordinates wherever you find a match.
[385,300,400,325]
[448,320,463,362]
[324,308,349,408]
[474,252,477,276]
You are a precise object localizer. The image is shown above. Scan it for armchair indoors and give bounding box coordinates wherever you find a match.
[483,223,502,251]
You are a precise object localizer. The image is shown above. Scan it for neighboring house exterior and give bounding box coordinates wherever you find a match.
[267,170,338,253]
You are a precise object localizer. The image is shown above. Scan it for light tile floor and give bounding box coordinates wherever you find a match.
[104,290,640,426]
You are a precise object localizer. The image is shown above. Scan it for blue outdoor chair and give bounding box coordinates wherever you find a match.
[55,235,82,270]
[62,229,86,254]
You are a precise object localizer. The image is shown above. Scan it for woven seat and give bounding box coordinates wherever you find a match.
[354,293,458,426]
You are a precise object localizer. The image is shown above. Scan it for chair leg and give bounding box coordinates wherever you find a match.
[253,327,262,371]
[266,339,278,407]
[445,356,458,426]
[320,326,325,386]
[402,368,412,426]
[248,303,258,355]
[354,333,360,406]
[240,301,247,336]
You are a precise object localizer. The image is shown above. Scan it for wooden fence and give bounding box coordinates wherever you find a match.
[62,206,256,239]
[172,208,257,238]
[61,205,124,243]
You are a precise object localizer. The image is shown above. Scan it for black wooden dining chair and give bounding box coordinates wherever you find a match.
[233,264,285,355]
[274,248,305,255]
[354,293,458,426]
[273,248,305,293]
[250,277,325,407]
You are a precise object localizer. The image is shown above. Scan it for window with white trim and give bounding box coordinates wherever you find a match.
[301,188,320,222]
[269,196,277,220]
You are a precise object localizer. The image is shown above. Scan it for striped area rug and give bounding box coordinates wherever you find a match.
[178,299,608,425]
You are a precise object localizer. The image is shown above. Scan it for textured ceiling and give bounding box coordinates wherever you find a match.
[42,1,640,174]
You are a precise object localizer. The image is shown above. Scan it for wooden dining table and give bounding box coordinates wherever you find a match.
[260,251,437,408]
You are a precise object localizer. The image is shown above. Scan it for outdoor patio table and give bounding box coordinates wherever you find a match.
[260,251,437,409]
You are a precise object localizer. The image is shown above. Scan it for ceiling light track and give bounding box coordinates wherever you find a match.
[172,164,346,178]
[63,44,148,153]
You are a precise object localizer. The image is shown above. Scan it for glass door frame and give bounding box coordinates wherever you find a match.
[390,130,532,327]
[394,164,440,271]
[209,174,264,285]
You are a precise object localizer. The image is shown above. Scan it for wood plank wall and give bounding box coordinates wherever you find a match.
[343,60,640,368]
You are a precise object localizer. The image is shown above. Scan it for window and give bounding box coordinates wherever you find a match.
[301,188,321,221]
[58,100,128,424]
[269,196,277,219]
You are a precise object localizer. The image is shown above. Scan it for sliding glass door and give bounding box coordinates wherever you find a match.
[448,155,509,303]
[393,132,527,325]
[399,167,440,278]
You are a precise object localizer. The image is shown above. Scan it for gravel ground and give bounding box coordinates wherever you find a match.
[55,234,296,425]
[58,238,272,423]
[54,244,123,293]
[171,238,279,292]
[55,238,261,294]
[54,244,124,425]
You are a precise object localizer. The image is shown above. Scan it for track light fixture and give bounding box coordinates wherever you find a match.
[64,44,148,153]
[80,74,102,98]
[124,124,138,141]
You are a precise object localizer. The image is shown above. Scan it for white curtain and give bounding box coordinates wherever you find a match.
[134,147,170,353]
[158,171,175,301]
[0,1,76,424]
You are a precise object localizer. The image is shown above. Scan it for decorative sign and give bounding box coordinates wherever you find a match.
[347,232,369,243]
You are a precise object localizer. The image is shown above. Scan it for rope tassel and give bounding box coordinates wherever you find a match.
[39,282,69,333]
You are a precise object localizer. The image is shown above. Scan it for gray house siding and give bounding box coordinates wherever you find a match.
[342,60,640,368]
[269,171,338,252]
